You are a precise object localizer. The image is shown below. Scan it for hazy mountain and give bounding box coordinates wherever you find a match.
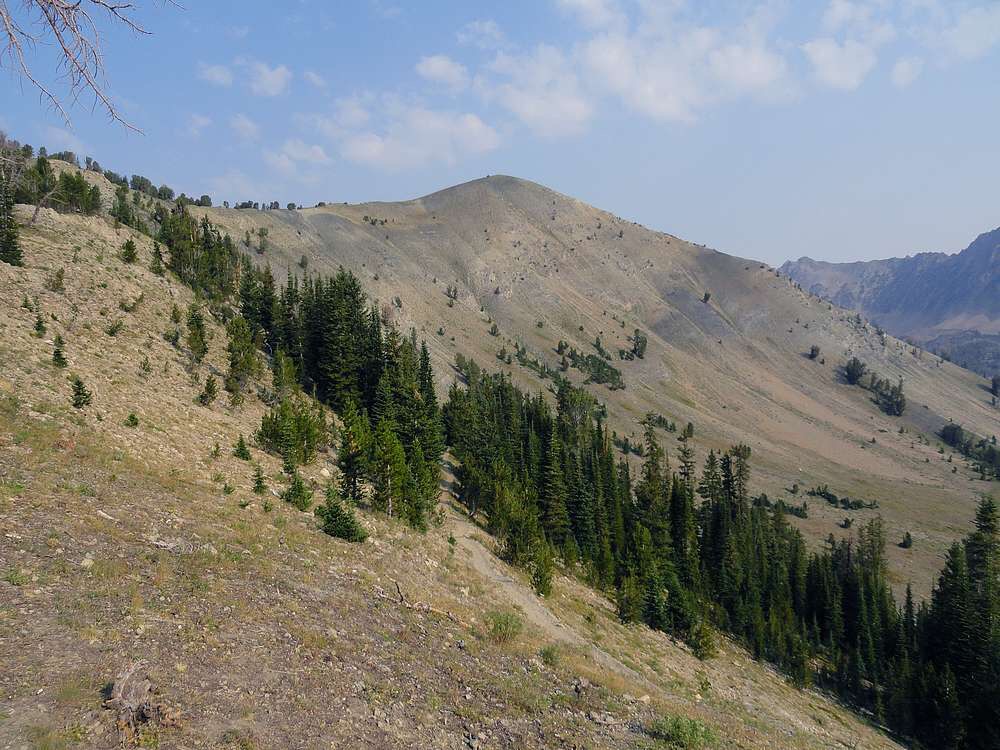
[780,228,1000,375]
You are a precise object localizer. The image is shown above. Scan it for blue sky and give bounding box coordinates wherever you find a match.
[2,0,999,266]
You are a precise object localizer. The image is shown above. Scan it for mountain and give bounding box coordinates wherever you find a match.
[780,228,1000,375]
[2,161,997,748]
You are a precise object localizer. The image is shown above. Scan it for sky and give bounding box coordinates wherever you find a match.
[2,0,1000,266]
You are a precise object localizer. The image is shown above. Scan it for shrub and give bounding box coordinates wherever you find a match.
[198,375,218,405]
[315,486,368,542]
[844,357,867,385]
[900,531,913,549]
[531,542,554,596]
[486,610,523,644]
[282,470,313,511]
[644,715,717,749]
[808,344,821,360]
[539,644,561,667]
[688,621,718,661]
[120,238,137,264]
[104,320,124,337]
[233,434,251,460]
[124,412,139,428]
[44,267,65,293]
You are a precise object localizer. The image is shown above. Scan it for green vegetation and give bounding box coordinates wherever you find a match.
[51,334,67,368]
[315,486,368,542]
[445,357,1000,749]
[486,610,523,644]
[940,423,1000,479]
[0,171,23,266]
[644,714,717,749]
[69,375,91,409]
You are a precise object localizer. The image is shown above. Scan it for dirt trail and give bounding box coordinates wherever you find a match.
[443,501,655,691]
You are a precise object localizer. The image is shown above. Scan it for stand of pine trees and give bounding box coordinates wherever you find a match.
[443,360,1000,750]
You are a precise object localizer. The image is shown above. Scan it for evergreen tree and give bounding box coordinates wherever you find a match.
[52,334,67,368]
[282,470,313,511]
[198,375,218,405]
[186,305,208,363]
[252,464,267,495]
[33,312,46,337]
[120,238,137,264]
[541,430,571,549]
[233,434,251,460]
[70,375,92,409]
[370,419,408,518]
[316,485,368,542]
[0,171,22,266]
[150,242,165,275]
[337,398,369,504]
[224,315,260,397]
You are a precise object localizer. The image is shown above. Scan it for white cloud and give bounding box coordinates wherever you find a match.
[490,45,593,136]
[303,97,372,141]
[340,105,499,170]
[230,113,260,141]
[556,0,626,29]
[802,38,878,90]
[304,70,327,88]
[228,25,250,39]
[890,56,923,87]
[282,139,331,163]
[573,6,792,125]
[198,63,233,87]
[263,139,331,180]
[936,4,1000,61]
[457,19,505,49]
[246,61,292,96]
[416,55,469,90]
[186,113,212,137]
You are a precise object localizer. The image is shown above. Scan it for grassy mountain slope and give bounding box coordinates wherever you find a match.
[0,206,905,748]
[185,175,996,596]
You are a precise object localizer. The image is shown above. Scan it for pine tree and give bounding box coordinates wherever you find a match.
[541,430,571,549]
[316,485,367,542]
[282,470,314,511]
[371,419,407,517]
[198,375,218,405]
[186,305,208,363]
[337,399,369,503]
[120,238,137,264]
[0,172,22,267]
[150,242,164,275]
[52,334,67,368]
[70,375,92,409]
[33,312,46,337]
[224,315,259,398]
[252,464,267,494]
[233,434,251,460]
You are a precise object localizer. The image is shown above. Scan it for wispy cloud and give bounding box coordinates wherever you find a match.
[186,113,212,137]
[242,59,292,96]
[303,70,327,89]
[230,113,260,141]
[457,19,505,50]
[198,63,233,87]
[416,55,469,91]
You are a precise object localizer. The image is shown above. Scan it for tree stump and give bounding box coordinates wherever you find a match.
[104,661,176,745]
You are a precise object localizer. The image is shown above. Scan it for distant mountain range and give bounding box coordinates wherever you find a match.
[781,228,1000,376]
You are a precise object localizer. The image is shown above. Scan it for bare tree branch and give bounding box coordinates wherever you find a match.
[0,1,176,132]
